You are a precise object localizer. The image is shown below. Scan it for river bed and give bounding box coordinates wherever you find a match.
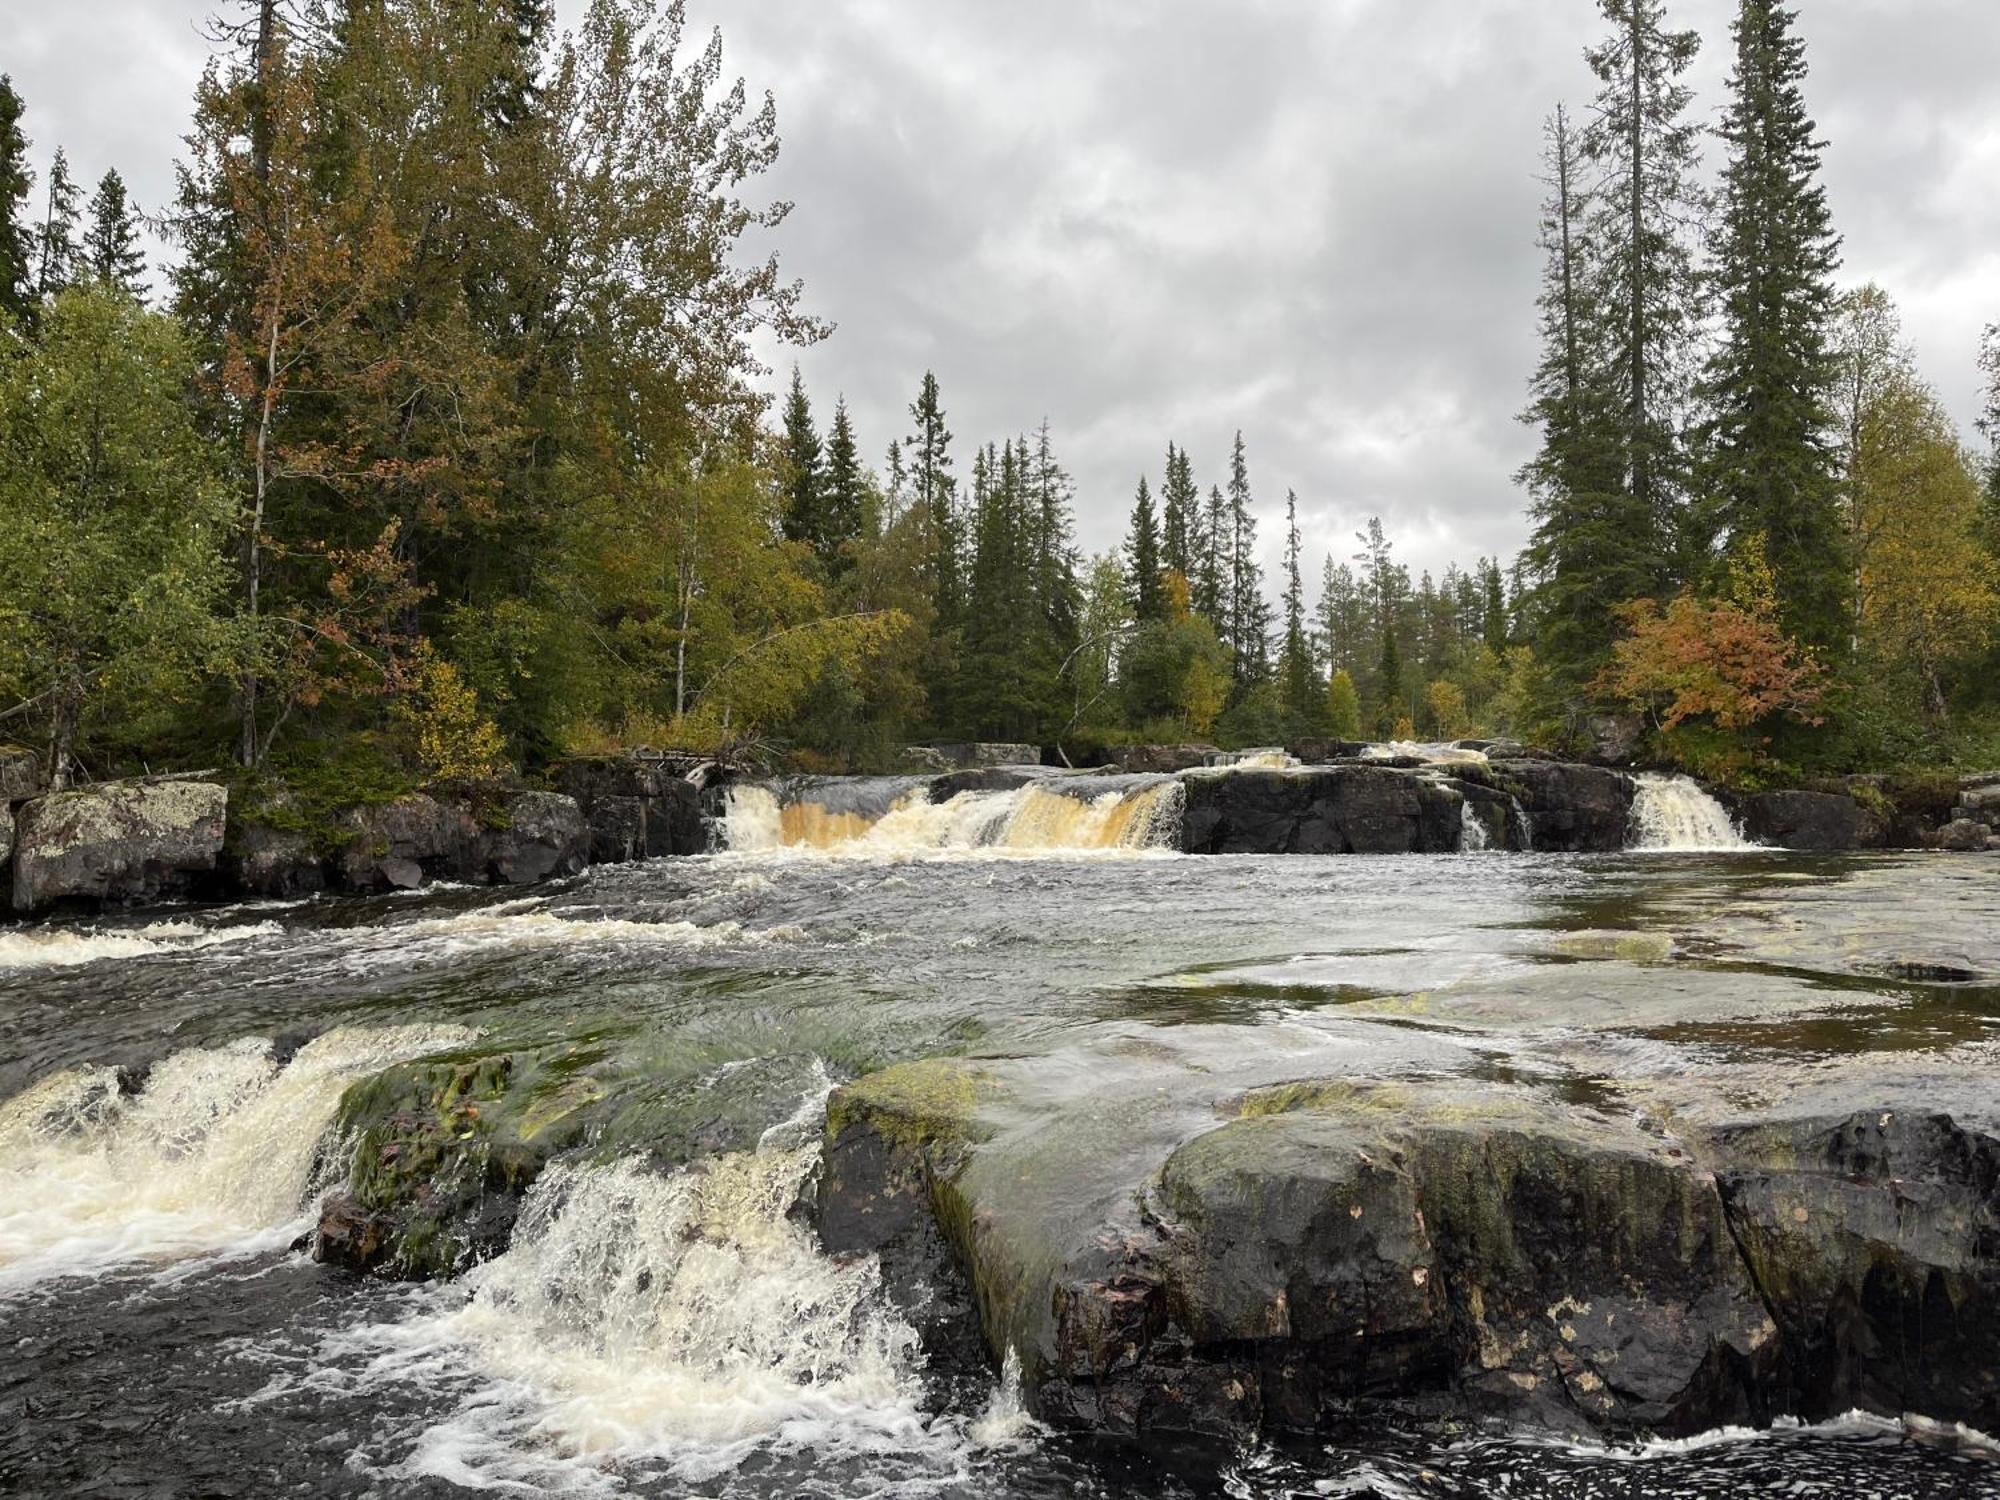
[2,824,1997,1497]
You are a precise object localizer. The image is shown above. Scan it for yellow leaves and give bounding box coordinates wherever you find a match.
[1425,680,1471,739]
[1596,593,1825,734]
[391,639,508,784]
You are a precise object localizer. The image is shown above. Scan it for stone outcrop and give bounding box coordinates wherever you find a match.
[1735,789,1887,852]
[1489,759,1634,852]
[1178,766,1465,855]
[554,756,707,864]
[0,746,42,805]
[1114,744,1222,774]
[815,1048,2000,1443]
[330,789,589,892]
[901,742,1042,771]
[12,779,229,912]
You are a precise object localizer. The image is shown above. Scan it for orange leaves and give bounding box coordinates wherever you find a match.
[1595,591,1826,734]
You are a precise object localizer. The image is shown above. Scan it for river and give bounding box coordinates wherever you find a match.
[2,777,1997,1498]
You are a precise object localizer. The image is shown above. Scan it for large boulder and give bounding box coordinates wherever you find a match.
[1494,761,1634,851]
[331,793,482,892]
[0,746,42,804]
[555,756,706,862]
[1935,817,1993,853]
[12,779,229,912]
[904,742,1041,770]
[1737,790,1884,852]
[1583,714,1645,766]
[484,791,588,883]
[226,818,326,899]
[1178,766,1462,855]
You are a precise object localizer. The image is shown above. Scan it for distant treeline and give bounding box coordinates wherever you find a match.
[1,0,1997,800]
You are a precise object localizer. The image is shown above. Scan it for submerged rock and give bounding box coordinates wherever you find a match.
[12,779,229,912]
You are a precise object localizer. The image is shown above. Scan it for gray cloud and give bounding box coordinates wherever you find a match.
[9,0,1997,588]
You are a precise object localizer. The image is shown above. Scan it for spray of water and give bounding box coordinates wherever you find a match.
[723,779,1184,856]
[1630,773,1755,852]
[0,1024,474,1292]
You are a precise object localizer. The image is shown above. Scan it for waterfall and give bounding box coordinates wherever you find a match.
[722,777,1184,855]
[1629,773,1755,852]
[0,1024,473,1292]
[1210,747,1298,769]
[1458,798,1492,852]
[318,1078,999,1491]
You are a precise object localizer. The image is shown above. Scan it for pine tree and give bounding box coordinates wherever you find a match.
[1028,420,1080,650]
[780,364,824,552]
[1225,431,1269,682]
[821,395,865,571]
[83,168,147,297]
[1278,489,1319,728]
[1160,442,1199,580]
[1317,557,1367,679]
[1582,0,1707,572]
[0,76,31,325]
[35,147,81,300]
[1126,475,1164,622]
[1519,101,1655,689]
[1701,0,1846,654]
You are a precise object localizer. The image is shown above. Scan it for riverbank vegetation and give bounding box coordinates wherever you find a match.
[0,0,1995,799]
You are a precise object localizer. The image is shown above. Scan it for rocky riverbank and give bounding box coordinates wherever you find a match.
[3,743,1996,915]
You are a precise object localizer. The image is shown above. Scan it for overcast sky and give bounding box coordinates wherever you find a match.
[10,0,1997,584]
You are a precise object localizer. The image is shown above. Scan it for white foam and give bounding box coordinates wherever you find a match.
[0,919,281,972]
[0,1024,474,1293]
[316,1132,989,1494]
[1630,773,1756,852]
[720,780,1185,860]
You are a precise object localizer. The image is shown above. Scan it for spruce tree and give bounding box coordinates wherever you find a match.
[1582,0,1707,573]
[1702,0,1846,654]
[820,395,866,570]
[1376,626,1405,738]
[1480,558,1509,653]
[1126,475,1164,622]
[84,168,148,297]
[907,371,959,628]
[1976,324,1999,522]
[35,147,81,300]
[780,364,824,552]
[1225,431,1269,682]
[0,76,31,325]
[1195,482,1228,623]
[1160,442,1199,581]
[1028,420,1080,650]
[1278,489,1319,727]
[1317,557,1367,680]
[1520,101,1655,689]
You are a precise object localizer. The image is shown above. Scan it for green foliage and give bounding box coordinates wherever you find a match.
[0,74,31,324]
[391,639,509,784]
[1326,669,1362,739]
[0,284,235,785]
[83,168,146,297]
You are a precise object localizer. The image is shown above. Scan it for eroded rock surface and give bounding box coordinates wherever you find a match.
[12,779,229,912]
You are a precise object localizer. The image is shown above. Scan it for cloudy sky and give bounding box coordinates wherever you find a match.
[10,0,1998,584]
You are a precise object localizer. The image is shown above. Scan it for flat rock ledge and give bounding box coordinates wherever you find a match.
[815,1058,1999,1443]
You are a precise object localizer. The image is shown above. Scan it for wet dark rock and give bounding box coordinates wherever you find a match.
[1935,818,1993,853]
[928,765,1064,800]
[11,779,230,913]
[1488,761,1634,852]
[313,1051,598,1279]
[1285,740,1372,765]
[330,794,483,893]
[1116,744,1223,774]
[224,814,325,899]
[0,807,13,873]
[556,757,706,861]
[484,791,587,884]
[1178,766,1463,855]
[1707,1107,2000,1430]
[817,1049,2000,1444]
[1737,790,1886,852]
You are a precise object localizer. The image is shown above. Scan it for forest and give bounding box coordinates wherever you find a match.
[1,0,1997,804]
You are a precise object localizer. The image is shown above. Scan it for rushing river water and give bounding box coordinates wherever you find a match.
[2,786,1998,1498]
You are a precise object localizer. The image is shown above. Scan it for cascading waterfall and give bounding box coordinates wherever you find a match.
[0,1024,473,1291]
[322,1078,1006,1491]
[1458,798,1492,852]
[1630,773,1755,852]
[723,778,1184,855]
